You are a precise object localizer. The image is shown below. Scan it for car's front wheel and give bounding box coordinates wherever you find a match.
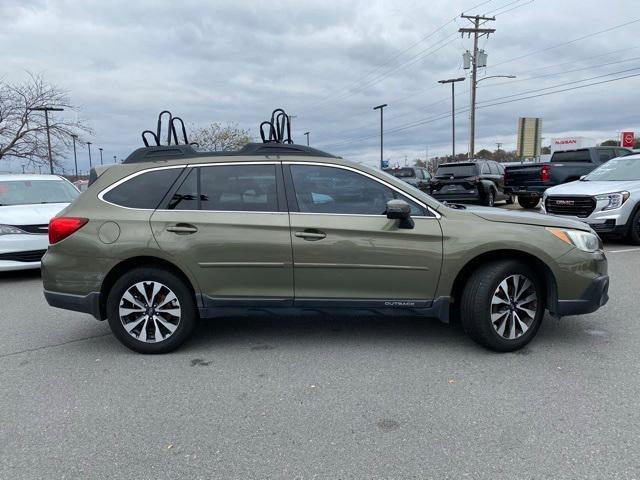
[628,208,640,245]
[460,260,544,352]
[517,196,540,209]
[106,267,197,354]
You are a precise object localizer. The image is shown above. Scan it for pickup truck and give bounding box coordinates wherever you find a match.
[504,146,632,208]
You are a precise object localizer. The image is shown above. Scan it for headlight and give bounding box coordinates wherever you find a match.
[0,224,27,235]
[546,227,602,253]
[595,191,630,211]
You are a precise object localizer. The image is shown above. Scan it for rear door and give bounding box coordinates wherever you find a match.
[284,162,443,306]
[150,162,294,307]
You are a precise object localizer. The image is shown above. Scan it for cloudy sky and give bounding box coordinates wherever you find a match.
[1,0,639,172]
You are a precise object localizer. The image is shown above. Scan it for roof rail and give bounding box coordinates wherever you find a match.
[122,142,338,164]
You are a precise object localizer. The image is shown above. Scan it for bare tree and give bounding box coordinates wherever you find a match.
[0,73,91,168]
[190,122,252,152]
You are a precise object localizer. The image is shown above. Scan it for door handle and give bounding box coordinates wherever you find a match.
[294,230,326,241]
[166,224,198,234]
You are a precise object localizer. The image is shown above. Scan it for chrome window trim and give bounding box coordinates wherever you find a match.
[98,162,280,212]
[284,161,441,219]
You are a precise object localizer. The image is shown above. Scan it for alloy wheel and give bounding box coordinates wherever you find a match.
[490,274,537,340]
[118,281,181,343]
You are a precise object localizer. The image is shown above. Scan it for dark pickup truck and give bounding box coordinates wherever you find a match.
[504,146,632,208]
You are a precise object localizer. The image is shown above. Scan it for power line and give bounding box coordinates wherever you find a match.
[477,66,640,105]
[325,71,640,149]
[492,17,640,68]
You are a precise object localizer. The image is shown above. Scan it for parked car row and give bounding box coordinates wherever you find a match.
[386,160,514,206]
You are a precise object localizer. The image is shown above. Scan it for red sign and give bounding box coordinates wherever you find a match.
[622,131,635,148]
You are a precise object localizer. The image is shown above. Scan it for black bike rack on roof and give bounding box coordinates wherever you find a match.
[125,108,337,164]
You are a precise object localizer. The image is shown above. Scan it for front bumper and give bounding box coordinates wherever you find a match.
[43,289,103,320]
[555,274,609,316]
[0,234,48,272]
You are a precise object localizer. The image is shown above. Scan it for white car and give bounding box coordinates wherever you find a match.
[0,174,80,271]
[542,154,640,244]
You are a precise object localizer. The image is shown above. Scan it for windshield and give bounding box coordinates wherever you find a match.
[583,157,640,181]
[435,164,477,177]
[384,168,415,178]
[0,179,79,206]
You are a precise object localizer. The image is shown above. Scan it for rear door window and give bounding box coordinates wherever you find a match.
[103,168,182,209]
[166,164,278,212]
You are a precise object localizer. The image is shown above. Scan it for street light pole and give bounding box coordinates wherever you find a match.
[438,77,465,160]
[99,147,103,165]
[87,142,93,169]
[29,106,64,174]
[71,134,79,180]
[304,131,310,146]
[373,104,388,169]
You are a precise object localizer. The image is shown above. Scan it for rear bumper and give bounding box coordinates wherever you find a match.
[430,192,482,203]
[504,186,546,196]
[555,274,609,316]
[44,289,103,320]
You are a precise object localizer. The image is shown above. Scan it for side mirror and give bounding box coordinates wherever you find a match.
[386,199,414,229]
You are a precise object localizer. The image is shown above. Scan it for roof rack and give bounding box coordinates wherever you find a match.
[123,107,338,164]
[122,142,338,164]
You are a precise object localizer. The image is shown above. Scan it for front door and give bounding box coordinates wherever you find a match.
[285,163,443,306]
[150,162,293,307]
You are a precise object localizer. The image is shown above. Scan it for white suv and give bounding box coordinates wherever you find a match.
[542,154,640,244]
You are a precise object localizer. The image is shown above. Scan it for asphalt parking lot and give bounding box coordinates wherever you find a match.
[1,239,639,479]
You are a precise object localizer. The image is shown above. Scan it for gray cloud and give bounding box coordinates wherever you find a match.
[1,0,638,172]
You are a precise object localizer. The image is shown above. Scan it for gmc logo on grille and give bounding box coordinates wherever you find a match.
[554,200,575,205]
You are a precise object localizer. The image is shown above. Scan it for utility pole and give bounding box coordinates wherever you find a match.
[87,141,93,169]
[99,147,104,165]
[460,14,495,158]
[304,131,310,146]
[438,77,465,160]
[71,135,79,179]
[29,106,64,174]
[373,104,388,169]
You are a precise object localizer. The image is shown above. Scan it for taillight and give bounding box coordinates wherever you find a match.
[49,217,88,244]
[541,164,551,182]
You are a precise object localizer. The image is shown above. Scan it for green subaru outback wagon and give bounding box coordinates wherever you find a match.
[42,143,609,353]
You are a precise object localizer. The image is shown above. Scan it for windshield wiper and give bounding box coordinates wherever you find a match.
[442,201,467,210]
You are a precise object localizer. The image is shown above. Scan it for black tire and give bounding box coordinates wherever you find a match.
[518,196,540,209]
[106,267,197,354]
[506,194,515,205]
[627,208,640,245]
[483,189,496,207]
[460,260,544,352]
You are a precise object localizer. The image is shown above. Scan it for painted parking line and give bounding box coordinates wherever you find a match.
[606,247,640,254]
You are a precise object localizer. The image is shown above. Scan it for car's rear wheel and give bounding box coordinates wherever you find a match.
[517,196,540,209]
[460,260,544,352]
[483,189,495,207]
[106,267,196,354]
